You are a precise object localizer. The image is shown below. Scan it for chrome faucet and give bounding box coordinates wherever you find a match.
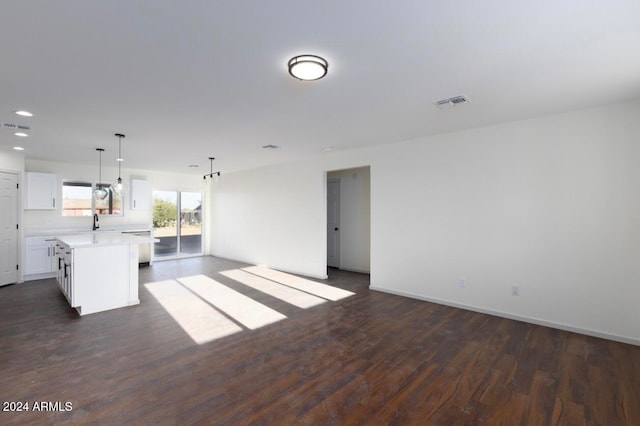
[93,213,100,231]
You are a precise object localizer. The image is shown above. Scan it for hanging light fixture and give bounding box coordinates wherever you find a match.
[111,133,128,197]
[94,148,109,200]
[203,157,221,180]
[288,55,328,81]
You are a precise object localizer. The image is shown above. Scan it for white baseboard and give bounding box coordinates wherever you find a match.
[265,264,328,280]
[370,286,640,347]
[23,272,56,282]
[207,255,329,280]
[335,266,370,274]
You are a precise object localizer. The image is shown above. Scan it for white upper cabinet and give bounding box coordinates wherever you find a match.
[24,172,57,210]
[130,179,151,210]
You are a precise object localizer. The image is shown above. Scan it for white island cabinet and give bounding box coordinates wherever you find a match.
[55,233,157,316]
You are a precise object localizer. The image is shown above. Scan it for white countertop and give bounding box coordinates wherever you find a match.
[25,226,152,237]
[56,233,158,248]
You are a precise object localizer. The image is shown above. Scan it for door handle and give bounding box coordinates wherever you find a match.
[334,227,339,231]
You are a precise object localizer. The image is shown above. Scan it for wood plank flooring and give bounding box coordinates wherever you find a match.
[1,256,639,425]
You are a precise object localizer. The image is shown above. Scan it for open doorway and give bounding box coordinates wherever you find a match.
[326,167,370,274]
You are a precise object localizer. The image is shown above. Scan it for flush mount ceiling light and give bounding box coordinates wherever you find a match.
[203,157,221,180]
[94,148,109,201]
[288,55,328,81]
[111,133,127,198]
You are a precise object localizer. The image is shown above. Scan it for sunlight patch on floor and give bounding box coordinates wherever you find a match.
[144,268,354,345]
[220,269,327,309]
[243,266,355,301]
[144,280,242,345]
[177,274,287,330]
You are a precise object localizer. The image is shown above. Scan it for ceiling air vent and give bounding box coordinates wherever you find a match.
[2,123,31,130]
[433,95,471,109]
[262,144,279,149]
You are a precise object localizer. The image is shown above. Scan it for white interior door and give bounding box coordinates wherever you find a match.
[327,179,340,268]
[0,172,19,286]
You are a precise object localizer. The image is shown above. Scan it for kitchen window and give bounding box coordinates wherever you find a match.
[62,180,122,217]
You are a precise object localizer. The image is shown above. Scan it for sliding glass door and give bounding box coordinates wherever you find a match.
[179,192,202,255]
[153,190,202,259]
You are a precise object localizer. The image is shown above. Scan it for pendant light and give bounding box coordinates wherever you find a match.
[203,157,221,180]
[111,133,128,198]
[94,148,109,200]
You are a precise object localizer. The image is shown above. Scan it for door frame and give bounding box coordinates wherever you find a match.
[325,167,371,276]
[326,178,341,269]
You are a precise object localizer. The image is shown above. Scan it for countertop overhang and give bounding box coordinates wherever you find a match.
[56,233,158,248]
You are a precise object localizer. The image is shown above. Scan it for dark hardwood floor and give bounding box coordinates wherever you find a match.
[1,256,639,425]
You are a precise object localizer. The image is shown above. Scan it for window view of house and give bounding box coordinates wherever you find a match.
[62,181,92,217]
[62,181,121,216]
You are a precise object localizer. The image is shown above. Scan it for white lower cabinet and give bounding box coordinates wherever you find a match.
[25,236,58,279]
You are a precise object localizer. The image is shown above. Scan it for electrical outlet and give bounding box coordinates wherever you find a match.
[511,285,520,296]
[459,278,465,288]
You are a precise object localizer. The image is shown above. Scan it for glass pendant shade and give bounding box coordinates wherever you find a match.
[111,176,128,198]
[94,185,109,201]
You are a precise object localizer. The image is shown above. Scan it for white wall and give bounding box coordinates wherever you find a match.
[327,167,370,273]
[372,101,640,344]
[210,162,328,277]
[0,148,25,172]
[209,99,640,344]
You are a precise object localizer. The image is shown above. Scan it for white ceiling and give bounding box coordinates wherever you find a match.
[2,1,639,175]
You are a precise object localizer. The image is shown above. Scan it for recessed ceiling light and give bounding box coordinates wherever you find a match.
[288,55,328,81]
[189,164,199,168]
[322,146,334,151]
[13,146,24,151]
[14,132,28,137]
[15,110,33,117]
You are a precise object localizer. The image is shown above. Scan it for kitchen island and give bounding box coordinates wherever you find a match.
[55,233,157,316]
